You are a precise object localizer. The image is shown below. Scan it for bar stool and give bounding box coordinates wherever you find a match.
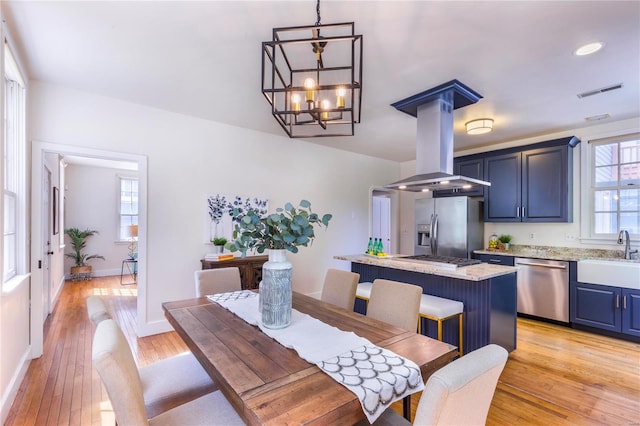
[418,294,464,357]
[355,281,373,306]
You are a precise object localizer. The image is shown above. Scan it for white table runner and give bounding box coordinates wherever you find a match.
[207,290,425,423]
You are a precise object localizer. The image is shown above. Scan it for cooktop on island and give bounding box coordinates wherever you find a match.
[395,255,482,270]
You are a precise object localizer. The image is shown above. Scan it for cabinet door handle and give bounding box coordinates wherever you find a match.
[623,295,627,310]
[522,206,525,217]
[616,295,620,309]
[516,207,520,217]
[488,259,502,263]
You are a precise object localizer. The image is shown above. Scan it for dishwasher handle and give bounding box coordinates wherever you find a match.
[515,260,567,269]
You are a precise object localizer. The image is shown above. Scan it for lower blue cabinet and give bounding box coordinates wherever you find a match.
[571,281,640,338]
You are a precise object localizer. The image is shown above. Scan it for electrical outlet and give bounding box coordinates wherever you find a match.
[529,233,535,239]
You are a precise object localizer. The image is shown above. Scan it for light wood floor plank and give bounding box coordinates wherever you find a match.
[5,276,639,425]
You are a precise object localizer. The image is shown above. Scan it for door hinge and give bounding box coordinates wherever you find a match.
[38,260,42,269]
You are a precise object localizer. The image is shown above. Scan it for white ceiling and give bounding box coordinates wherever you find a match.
[4,1,639,162]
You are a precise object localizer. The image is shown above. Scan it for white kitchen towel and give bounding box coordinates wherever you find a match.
[208,290,425,423]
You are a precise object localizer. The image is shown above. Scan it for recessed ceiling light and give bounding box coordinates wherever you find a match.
[574,42,604,56]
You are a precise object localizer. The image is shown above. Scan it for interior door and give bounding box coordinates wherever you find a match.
[372,195,391,253]
[42,168,52,320]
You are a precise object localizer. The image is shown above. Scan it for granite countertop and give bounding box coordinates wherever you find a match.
[473,244,637,263]
[334,254,517,282]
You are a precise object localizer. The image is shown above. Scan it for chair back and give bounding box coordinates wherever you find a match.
[320,269,360,310]
[194,267,242,297]
[366,279,422,331]
[92,319,149,425]
[414,344,508,425]
[86,295,111,325]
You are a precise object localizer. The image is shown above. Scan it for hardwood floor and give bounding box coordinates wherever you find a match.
[5,276,640,425]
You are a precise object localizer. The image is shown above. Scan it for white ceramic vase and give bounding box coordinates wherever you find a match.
[261,249,292,329]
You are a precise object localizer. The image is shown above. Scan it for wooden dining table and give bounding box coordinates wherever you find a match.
[163,292,457,425]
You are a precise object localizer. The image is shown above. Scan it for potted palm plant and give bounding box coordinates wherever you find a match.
[65,228,105,279]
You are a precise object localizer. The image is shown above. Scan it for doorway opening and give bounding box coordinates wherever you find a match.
[31,141,148,358]
[370,187,399,255]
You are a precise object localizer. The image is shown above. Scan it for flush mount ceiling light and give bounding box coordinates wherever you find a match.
[574,41,604,56]
[261,0,363,138]
[465,118,494,135]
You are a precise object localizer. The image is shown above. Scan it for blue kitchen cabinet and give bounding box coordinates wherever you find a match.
[483,152,521,221]
[571,281,640,338]
[622,289,640,337]
[473,253,514,266]
[484,142,573,223]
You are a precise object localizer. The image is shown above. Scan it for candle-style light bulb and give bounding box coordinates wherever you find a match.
[304,78,315,103]
[336,87,346,109]
[321,99,331,120]
[291,94,301,114]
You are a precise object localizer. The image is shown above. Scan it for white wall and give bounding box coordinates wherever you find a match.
[63,164,135,277]
[399,118,640,253]
[29,81,399,331]
[0,8,33,422]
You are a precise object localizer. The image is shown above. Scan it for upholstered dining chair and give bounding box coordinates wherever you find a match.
[86,299,217,418]
[86,295,112,325]
[320,269,360,310]
[92,319,244,425]
[360,344,509,425]
[194,267,242,297]
[366,279,422,331]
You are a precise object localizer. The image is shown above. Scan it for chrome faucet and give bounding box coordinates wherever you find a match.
[617,230,638,260]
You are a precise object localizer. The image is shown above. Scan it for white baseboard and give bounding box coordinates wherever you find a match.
[51,275,66,309]
[0,347,31,425]
[64,267,122,280]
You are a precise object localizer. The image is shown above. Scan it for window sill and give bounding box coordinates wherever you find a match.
[2,273,31,294]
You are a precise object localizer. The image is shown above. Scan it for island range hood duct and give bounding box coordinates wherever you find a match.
[385,80,491,192]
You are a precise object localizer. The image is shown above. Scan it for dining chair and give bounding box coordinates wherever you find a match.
[194,267,242,297]
[87,303,217,418]
[358,344,509,425]
[319,268,360,310]
[366,279,422,331]
[86,295,111,325]
[92,319,244,425]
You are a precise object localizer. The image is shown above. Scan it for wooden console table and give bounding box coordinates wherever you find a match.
[200,255,267,290]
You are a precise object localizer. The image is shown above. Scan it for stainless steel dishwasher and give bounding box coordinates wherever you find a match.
[515,257,569,322]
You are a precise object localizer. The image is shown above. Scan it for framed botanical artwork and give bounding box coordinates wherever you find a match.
[53,186,59,235]
[205,194,268,244]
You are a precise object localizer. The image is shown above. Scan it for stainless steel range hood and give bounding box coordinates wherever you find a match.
[385,80,491,192]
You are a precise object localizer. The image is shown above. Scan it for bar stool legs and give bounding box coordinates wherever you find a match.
[418,294,464,357]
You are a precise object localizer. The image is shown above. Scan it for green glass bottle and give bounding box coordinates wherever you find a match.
[366,237,373,254]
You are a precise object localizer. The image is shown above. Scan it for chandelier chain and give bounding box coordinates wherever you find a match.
[315,0,321,26]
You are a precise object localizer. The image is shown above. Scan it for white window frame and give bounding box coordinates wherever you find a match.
[117,175,139,241]
[3,42,27,284]
[580,129,640,244]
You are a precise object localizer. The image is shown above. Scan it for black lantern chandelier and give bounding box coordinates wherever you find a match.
[261,0,363,138]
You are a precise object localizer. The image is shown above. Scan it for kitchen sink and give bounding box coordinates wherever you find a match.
[577,259,640,289]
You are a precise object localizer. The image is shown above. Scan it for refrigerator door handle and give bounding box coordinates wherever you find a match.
[431,214,439,255]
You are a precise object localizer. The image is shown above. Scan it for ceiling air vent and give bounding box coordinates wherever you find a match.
[577,83,623,99]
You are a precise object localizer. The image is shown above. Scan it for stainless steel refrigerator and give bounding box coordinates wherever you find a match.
[414,196,484,258]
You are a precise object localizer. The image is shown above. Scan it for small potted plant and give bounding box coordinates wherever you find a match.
[64,228,105,280]
[498,234,513,250]
[212,236,228,254]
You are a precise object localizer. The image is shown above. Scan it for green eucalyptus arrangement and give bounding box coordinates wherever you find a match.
[226,200,332,257]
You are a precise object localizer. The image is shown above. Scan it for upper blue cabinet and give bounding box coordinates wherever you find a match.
[483,138,574,222]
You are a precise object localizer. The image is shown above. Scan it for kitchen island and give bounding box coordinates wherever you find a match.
[335,254,518,354]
